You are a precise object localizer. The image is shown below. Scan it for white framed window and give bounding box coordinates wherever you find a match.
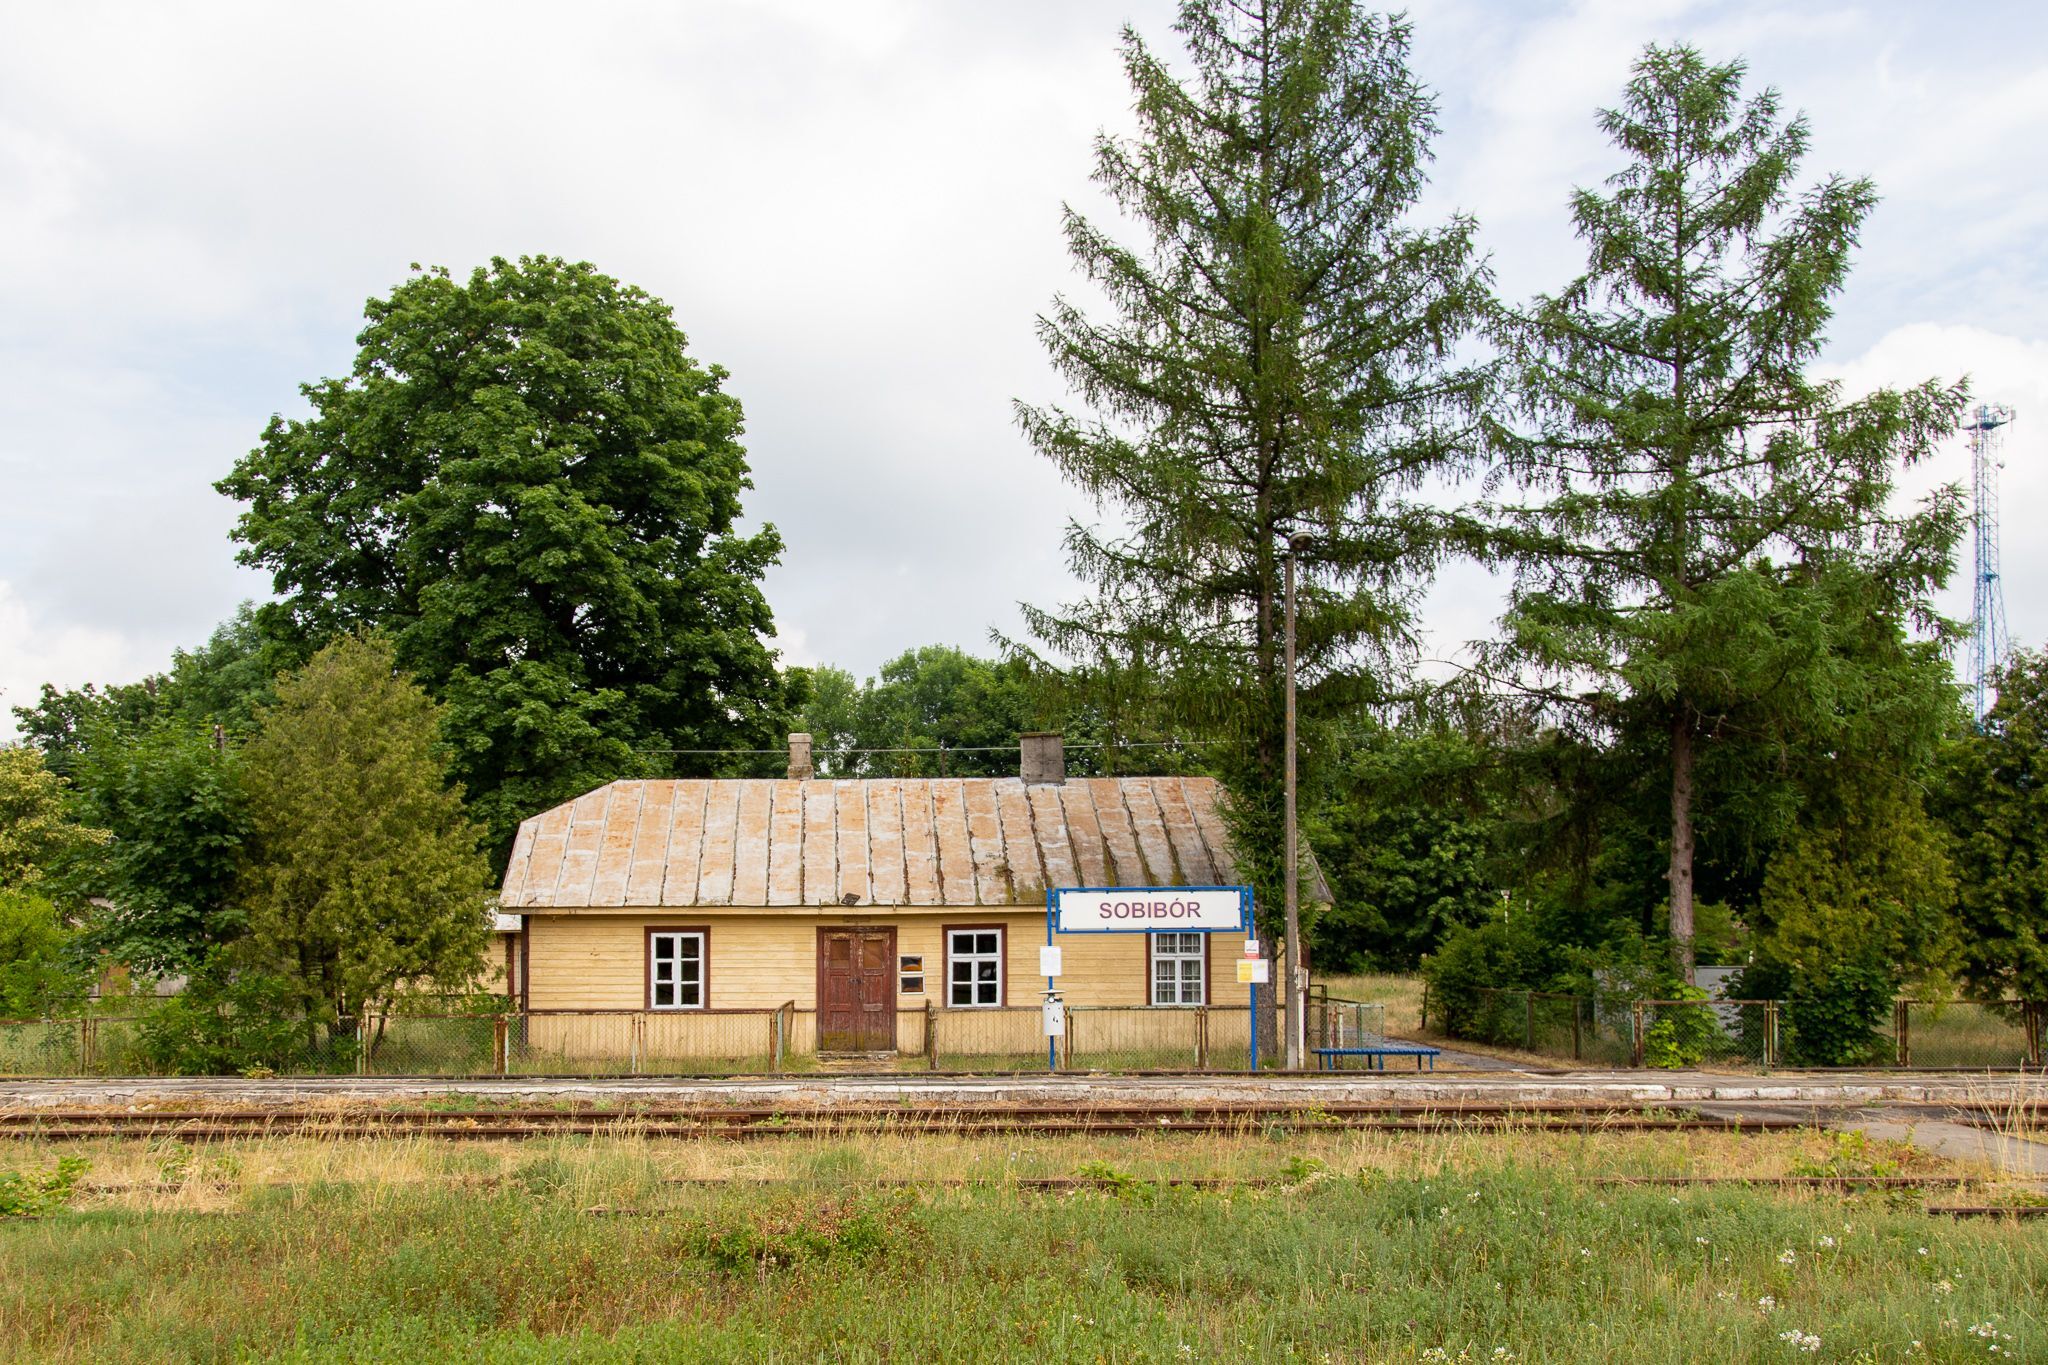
[946,927,1004,1008]
[648,930,705,1010]
[1151,932,1205,1006]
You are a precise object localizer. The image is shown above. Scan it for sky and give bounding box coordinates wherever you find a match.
[2,0,2043,736]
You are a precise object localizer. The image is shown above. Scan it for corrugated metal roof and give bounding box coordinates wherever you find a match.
[500,775,1322,910]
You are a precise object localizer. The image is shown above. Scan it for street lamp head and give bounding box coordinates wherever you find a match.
[1286,530,1313,556]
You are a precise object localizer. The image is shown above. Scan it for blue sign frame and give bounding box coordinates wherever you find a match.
[1042,884,1259,1072]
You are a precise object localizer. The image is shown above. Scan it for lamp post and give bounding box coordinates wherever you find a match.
[1281,532,1309,1070]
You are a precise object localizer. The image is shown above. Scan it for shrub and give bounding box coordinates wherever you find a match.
[0,889,90,1017]
[0,1157,88,1218]
[135,966,344,1075]
[1420,914,1572,1041]
[1638,987,1727,1069]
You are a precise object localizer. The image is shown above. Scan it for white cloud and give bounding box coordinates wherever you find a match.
[1821,323,2048,649]
[0,0,2042,741]
[0,580,148,727]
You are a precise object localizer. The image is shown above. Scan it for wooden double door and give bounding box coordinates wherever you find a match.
[817,927,897,1053]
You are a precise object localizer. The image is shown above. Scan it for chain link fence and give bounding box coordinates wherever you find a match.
[1897,1000,2043,1068]
[1632,999,1777,1068]
[1426,988,1633,1065]
[8,994,2043,1076]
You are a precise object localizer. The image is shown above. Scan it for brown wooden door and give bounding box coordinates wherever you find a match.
[817,927,896,1052]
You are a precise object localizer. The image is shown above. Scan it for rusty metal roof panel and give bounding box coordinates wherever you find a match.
[1152,777,1214,886]
[660,780,707,907]
[502,775,1258,908]
[865,780,906,905]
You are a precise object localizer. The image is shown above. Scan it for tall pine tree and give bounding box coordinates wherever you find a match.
[1017,0,1491,1006]
[1486,46,1965,979]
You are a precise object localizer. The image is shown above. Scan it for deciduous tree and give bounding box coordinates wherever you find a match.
[217,257,795,854]
[231,635,493,1030]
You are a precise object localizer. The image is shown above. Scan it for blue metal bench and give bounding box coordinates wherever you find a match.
[1314,1044,1440,1072]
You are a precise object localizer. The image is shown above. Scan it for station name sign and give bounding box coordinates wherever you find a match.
[1051,886,1250,934]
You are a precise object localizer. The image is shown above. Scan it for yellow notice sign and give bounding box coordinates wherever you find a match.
[1236,959,1269,985]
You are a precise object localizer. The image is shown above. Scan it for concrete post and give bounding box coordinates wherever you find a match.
[787,733,815,780]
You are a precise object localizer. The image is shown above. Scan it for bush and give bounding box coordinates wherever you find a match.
[135,967,348,1075]
[1420,916,1553,1038]
[1738,956,1893,1067]
[0,889,90,1017]
[0,1156,88,1217]
[1638,987,1726,1069]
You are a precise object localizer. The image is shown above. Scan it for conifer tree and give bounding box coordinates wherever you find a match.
[1017,0,1491,1003]
[1487,46,1965,979]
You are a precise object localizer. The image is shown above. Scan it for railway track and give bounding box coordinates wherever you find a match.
[0,1099,2000,1141]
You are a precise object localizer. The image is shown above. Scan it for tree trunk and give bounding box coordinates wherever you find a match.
[1668,712,1697,984]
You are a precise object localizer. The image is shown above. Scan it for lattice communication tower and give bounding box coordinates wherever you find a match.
[1967,402,2016,724]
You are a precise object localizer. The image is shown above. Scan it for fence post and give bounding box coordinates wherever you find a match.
[79,1016,93,1074]
[1630,1001,1645,1068]
[925,1000,937,1072]
[1524,993,1535,1050]
[1419,985,1429,1033]
[630,1013,643,1076]
[2026,1002,2042,1069]
[1197,1006,1209,1071]
[494,1015,509,1077]
[1895,1000,1910,1068]
[1571,998,1582,1062]
[1765,1001,1780,1069]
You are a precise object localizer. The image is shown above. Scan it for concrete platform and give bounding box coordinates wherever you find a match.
[2,1069,2041,1111]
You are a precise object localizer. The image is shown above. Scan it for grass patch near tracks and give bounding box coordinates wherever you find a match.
[0,1130,2040,1362]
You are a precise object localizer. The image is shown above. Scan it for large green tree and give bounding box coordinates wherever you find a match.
[802,646,1046,777]
[217,257,794,853]
[1936,651,2048,1003]
[13,605,276,780]
[69,724,248,977]
[1017,0,1491,1006]
[12,608,268,976]
[1486,45,1966,980]
[231,634,494,1030]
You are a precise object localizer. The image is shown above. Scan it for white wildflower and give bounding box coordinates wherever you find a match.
[1758,1296,1777,1311]
[1816,1235,1836,1249]
[1778,1249,1797,1266]
[1776,1329,1821,1353]
[1934,1279,1955,1296]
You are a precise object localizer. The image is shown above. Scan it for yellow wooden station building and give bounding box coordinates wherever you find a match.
[495,734,1313,1062]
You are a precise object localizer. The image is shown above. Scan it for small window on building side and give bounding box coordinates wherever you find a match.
[649,930,705,1010]
[899,954,925,995]
[1151,931,1204,1006]
[947,928,1003,1008]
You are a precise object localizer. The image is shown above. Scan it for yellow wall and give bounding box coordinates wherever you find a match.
[523,909,1253,1014]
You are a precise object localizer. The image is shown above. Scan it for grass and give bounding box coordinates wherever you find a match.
[2,1126,2041,1362]
[1319,973,1427,1034]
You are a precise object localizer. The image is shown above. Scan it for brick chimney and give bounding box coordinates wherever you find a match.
[787,732,815,780]
[1020,732,1065,785]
